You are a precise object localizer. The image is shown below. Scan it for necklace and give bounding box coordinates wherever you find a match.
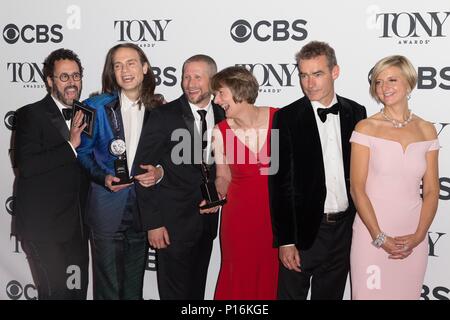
[380,108,413,128]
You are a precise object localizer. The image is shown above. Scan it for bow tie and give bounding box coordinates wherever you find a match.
[62,108,73,121]
[317,103,340,123]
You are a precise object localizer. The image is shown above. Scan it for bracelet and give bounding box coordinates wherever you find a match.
[372,232,387,248]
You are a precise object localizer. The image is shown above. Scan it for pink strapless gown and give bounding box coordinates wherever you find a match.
[349,131,439,300]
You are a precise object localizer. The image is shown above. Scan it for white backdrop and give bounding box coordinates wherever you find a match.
[1,0,449,300]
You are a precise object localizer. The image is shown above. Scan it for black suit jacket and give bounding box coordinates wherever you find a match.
[14,94,88,242]
[269,95,366,250]
[134,94,225,242]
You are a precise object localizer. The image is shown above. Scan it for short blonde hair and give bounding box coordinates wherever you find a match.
[210,66,259,104]
[182,54,217,79]
[370,55,417,103]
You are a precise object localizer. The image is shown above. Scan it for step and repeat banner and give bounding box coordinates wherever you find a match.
[1,0,449,300]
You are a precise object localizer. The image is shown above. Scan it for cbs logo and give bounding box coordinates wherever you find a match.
[230,19,307,43]
[152,66,177,87]
[6,280,37,300]
[422,284,449,300]
[3,23,63,44]
[368,66,450,90]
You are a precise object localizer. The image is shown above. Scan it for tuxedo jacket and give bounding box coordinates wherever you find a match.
[14,94,88,242]
[269,95,367,250]
[77,92,150,234]
[134,94,225,242]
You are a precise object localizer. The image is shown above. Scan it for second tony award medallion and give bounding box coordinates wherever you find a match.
[109,138,133,185]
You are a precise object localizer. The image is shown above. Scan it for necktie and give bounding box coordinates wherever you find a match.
[197,110,208,151]
[317,103,340,123]
[62,108,72,121]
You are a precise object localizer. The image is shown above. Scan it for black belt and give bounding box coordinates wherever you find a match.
[322,210,349,224]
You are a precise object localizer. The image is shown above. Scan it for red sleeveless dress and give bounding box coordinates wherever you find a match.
[214,107,278,300]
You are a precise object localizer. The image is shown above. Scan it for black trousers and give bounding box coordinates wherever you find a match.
[277,213,354,300]
[21,226,89,300]
[156,231,214,300]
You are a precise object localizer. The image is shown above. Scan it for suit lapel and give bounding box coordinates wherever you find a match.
[105,99,125,140]
[132,107,151,173]
[43,94,70,141]
[177,95,225,166]
[296,98,326,191]
[143,108,150,124]
[178,95,202,165]
[179,95,197,140]
[337,95,352,178]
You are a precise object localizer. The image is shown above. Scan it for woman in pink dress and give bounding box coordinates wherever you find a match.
[349,55,439,300]
[200,66,278,299]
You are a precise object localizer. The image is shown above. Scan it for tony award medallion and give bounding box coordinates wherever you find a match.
[109,138,133,185]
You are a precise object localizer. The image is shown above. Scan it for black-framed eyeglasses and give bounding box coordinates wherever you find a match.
[53,72,82,82]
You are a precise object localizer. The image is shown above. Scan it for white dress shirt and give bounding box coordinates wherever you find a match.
[120,92,145,174]
[311,95,349,213]
[189,101,214,164]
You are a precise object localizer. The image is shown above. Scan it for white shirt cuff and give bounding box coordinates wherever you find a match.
[155,164,164,184]
[67,141,77,157]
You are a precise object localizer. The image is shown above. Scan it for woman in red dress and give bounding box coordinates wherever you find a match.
[201,66,278,299]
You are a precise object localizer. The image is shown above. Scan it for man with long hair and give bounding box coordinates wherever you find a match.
[77,43,163,299]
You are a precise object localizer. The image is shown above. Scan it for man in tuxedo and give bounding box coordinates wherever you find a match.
[135,54,225,299]
[14,48,89,299]
[77,43,163,299]
[269,41,367,299]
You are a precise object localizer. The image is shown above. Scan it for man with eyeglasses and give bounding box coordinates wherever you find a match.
[14,48,89,299]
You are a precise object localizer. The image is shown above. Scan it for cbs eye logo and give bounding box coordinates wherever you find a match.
[368,67,374,84]
[3,24,20,44]
[5,196,15,215]
[230,20,252,43]
[6,280,37,300]
[4,111,16,130]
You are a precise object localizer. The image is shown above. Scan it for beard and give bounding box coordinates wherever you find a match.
[186,90,211,106]
[53,84,81,107]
